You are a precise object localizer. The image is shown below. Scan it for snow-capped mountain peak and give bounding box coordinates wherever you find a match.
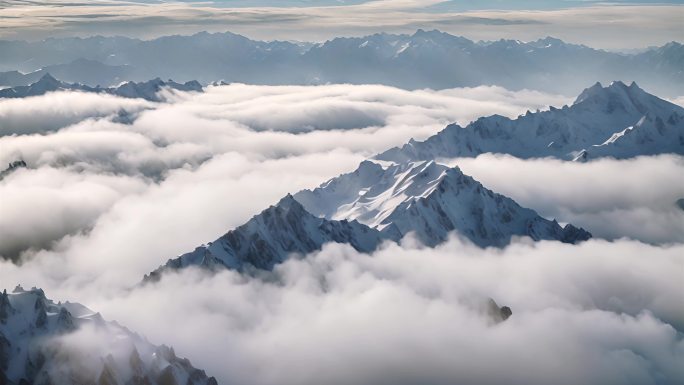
[573,80,651,112]
[296,160,591,247]
[295,160,448,230]
[376,81,684,162]
[145,194,387,281]
[0,286,216,385]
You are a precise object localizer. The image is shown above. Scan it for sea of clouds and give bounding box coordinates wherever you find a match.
[1,84,682,385]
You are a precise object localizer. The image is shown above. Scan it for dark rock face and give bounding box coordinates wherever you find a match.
[676,198,684,211]
[0,290,13,324]
[33,297,47,329]
[0,160,28,180]
[560,224,593,244]
[486,298,513,323]
[0,332,11,372]
[56,308,76,333]
[500,306,513,321]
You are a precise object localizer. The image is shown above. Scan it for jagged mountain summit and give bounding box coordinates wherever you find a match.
[0,286,217,385]
[0,73,203,102]
[294,160,590,247]
[146,160,590,282]
[0,31,682,96]
[376,81,684,162]
[145,195,387,281]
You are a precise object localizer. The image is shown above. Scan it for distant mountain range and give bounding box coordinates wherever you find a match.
[0,286,216,385]
[377,81,684,162]
[1,30,682,96]
[0,73,203,102]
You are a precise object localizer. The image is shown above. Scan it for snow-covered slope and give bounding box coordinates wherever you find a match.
[147,160,590,280]
[376,81,684,162]
[0,286,216,385]
[295,160,591,247]
[145,195,386,281]
[0,73,203,102]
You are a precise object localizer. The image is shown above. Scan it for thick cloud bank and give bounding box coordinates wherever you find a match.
[2,238,682,385]
[0,84,568,261]
[450,154,684,244]
[1,84,682,384]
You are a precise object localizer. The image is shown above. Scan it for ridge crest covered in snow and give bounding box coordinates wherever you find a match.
[376,81,684,162]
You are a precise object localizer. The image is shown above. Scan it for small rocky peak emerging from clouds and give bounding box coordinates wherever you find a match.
[486,298,512,324]
[0,159,27,180]
[675,198,684,211]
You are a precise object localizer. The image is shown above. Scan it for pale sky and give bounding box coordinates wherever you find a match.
[0,0,682,49]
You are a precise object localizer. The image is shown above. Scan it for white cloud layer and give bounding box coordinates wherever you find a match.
[449,154,684,244]
[1,83,682,384]
[2,238,682,385]
[0,84,568,260]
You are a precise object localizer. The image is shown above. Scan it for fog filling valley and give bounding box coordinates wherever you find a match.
[1,84,683,384]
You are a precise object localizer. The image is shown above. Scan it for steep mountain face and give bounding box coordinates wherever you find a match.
[376,81,684,162]
[148,160,591,281]
[0,31,681,96]
[0,286,217,385]
[145,195,386,281]
[295,160,591,247]
[0,73,203,102]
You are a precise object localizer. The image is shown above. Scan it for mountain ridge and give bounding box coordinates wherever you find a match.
[0,73,203,102]
[1,30,681,96]
[295,160,590,247]
[146,160,591,282]
[376,81,684,162]
[145,194,388,281]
